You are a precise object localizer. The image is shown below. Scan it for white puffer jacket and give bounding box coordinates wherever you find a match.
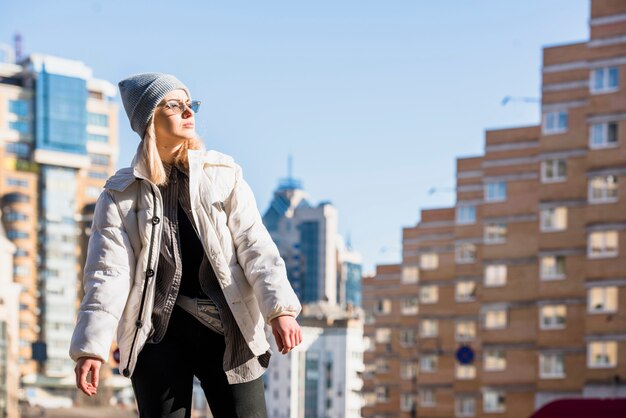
[69,149,301,377]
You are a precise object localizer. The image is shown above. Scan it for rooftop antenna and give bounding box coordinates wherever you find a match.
[14,32,22,62]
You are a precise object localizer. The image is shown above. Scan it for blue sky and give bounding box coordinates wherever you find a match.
[1,1,589,274]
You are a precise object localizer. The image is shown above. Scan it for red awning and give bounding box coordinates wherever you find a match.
[530,398,626,418]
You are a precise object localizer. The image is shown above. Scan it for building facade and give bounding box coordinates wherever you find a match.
[363,1,626,416]
[0,50,118,381]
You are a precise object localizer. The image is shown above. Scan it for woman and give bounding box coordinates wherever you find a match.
[70,73,302,417]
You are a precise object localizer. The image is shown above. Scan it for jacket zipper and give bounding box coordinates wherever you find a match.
[122,183,159,377]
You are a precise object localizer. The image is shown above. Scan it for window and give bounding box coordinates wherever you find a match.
[13,265,30,277]
[420,253,438,270]
[588,341,617,368]
[376,358,389,373]
[483,390,506,413]
[541,159,567,182]
[455,364,476,380]
[591,66,619,93]
[374,299,392,315]
[376,386,389,403]
[6,177,28,188]
[484,223,507,244]
[456,243,476,263]
[420,355,437,373]
[484,309,507,329]
[419,389,435,407]
[588,230,618,258]
[456,321,476,342]
[400,393,416,413]
[9,99,29,116]
[457,205,476,224]
[87,133,108,143]
[420,319,438,338]
[401,297,419,315]
[541,207,567,232]
[590,122,618,148]
[484,349,506,371]
[485,265,507,287]
[589,175,618,203]
[543,110,568,134]
[7,230,29,240]
[5,142,30,157]
[89,153,110,166]
[540,256,565,280]
[3,211,28,222]
[420,285,438,304]
[455,281,476,302]
[88,112,109,127]
[9,121,30,134]
[540,353,565,378]
[88,171,109,180]
[485,181,506,202]
[375,328,391,344]
[455,396,476,417]
[400,329,416,347]
[540,305,566,330]
[401,266,419,283]
[400,361,417,379]
[588,286,618,313]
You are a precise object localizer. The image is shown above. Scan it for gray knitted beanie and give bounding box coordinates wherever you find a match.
[118,73,190,139]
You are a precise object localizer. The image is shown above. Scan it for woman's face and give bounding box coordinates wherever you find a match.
[153,89,196,148]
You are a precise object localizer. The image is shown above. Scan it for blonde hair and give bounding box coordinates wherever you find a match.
[139,116,203,186]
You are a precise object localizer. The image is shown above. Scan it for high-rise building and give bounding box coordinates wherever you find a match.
[0,48,118,382]
[363,1,626,417]
[0,209,21,418]
[262,170,362,306]
[265,302,364,418]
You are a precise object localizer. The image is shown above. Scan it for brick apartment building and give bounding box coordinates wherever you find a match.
[363,1,626,417]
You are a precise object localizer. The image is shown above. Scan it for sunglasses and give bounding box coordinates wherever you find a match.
[161,99,201,114]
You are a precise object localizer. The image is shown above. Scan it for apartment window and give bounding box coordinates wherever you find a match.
[485,181,506,202]
[375,328,391,344]
[420,253,438,270]
[484,309,507,330]
[13,265,30,277]
[400,361,417,379]
[376,358,389,373]
[455,243,476,264]
[9,121,30,134]
[591,66,619,93]
[543,110,568,134]
[588,230,618,258]
[483,390,506,413]
[400,329,416,347]
[419,389,436,407]
[456,321,476,342]
[540,353,565,378]
[401,297,419,315]
[588,286,618,313]
[589,175,618,203]
[455,281,476,302]
[420,355,438,373]
[6,177,28,188]
[455,396,476,417]
[87,133,108,143]
[485,264,507,287]
[3,211,28,222]
[484,349,506,371]
[540,207,567,232]
[9,99,29,116]
[455,364,476,380]
[374,298,392,315]
[590,122,618,148]
[541,159,567,182]
[456,205,476,224]
[588,341,617,368]
[88,112,109,127]
[6,142,30,157]
[400,393,416,413]
[89,153,110,166]
[7,230,29,240]
[401,266,419,284]
[484,223,507,244]
[376,386,389,403]
[420,319,438,338]
[420,285,438,304]
[540,305,567,330]
[540,255,566,280]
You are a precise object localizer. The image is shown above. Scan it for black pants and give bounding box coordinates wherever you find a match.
[131,306,268,418]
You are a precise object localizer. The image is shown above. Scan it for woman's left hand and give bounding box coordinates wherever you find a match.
[270,315,302,354]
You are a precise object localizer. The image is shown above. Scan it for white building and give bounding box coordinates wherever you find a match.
[265,302,364,418]
[0,209,22,418]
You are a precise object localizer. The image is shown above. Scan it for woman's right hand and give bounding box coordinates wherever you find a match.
[74,357,103,396]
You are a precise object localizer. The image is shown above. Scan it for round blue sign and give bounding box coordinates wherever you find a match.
[456,345,474,365]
